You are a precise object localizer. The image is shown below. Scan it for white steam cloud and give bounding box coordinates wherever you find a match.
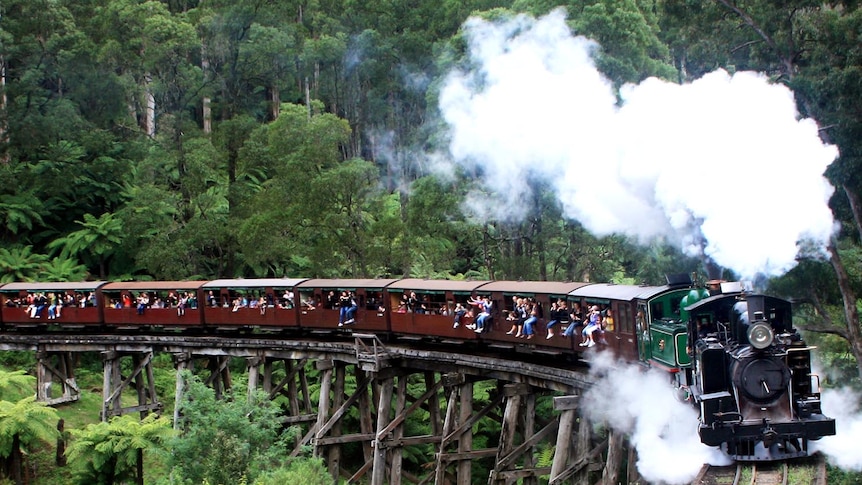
[812,388,862,470]
[582,352,730,484]
[438,8,837,278]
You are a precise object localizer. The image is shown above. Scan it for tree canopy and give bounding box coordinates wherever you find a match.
[0,0,860,382]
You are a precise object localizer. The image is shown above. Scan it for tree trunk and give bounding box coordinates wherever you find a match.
[828,243,862,382]
[143,74,156,138]
[0,56,8,163]
[56,419,66,467]
[843,184,862,242]
[10,433,22,485]
[202,46,211,134]
[136,448,144,485]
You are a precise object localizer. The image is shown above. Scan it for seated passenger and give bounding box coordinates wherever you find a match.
[177,293,188,316]
[545,300,563,339]
[505,296,521,336]
[562,302,584,341]
[467,296,492,333]
[302,297,317,310]
[580,305,601,347]
[136,293,149,315]
[345,291,358,324]
[508,298,527,338]
[522,298,540,339]
[598,308,614,344]
[47,293,59,319]
[452,302,467,328]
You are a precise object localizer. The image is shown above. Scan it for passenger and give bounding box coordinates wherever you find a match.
[33,293,47,318]
[47,293,57,320]
[562,302,584,341]
[452,302,467,328]
[554,300,570,338]
[326,291,338,310]
[207,290,218,307]
[283,289,294,306]
[302,297,317,310]
[55,293,63,318]
[365,293,379,311]
[408,291,419,313]
[345,291,358,324]
[63,293,75,311]
[26,294,37,318]
[598,308,614,345]
[122,292,132,308]
[258,296,267,315]
[177,292,188,316]
[337,291,349,326]
[545,300,562,339]
[522,298,540,339]
[468,295,492,333]
[231,297,242,312]
[136,292,149,315]
[418,295,430,314]
[280,291,294,309]
[505,296,520,336]
[581,305,601,347]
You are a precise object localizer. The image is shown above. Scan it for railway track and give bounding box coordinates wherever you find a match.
[691,454,826,485]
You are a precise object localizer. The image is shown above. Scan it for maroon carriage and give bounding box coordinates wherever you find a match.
[569,283,655,361]
[386,278,491,341]
[478,281,591,352]
[201,278,307,329]
[0,281,107,326]
[295,279,398,332]
[101,281,206,328]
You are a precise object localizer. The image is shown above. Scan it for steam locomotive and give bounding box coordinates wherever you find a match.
[0,275,835,460]
[680,284,836,460]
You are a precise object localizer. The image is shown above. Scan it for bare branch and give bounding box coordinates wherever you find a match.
[796,324,849,340]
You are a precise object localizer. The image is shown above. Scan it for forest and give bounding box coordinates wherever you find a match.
[1,0,862,483]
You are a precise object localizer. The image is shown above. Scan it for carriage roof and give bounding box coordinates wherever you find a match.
[0,281,107,292]
[569,283,677,301]
[386,279,491,292]
[202,278,308,288]
[475,280,591,295]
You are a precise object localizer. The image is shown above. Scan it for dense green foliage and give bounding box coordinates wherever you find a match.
[0,0,712,284]
[168,373,296,484]
[65,414,173,485]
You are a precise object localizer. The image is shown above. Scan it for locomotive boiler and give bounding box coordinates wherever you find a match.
[684,289,835,461]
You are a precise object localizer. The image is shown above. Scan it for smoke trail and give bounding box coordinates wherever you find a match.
[438,8,837,279]
[582,352,730,484]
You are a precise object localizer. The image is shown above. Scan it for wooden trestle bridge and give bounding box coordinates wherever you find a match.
[0,332,640,485]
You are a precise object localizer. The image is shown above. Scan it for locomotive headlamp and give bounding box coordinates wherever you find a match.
[747,323,774,349]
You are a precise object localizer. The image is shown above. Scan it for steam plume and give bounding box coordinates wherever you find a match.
[582,352,730,484]
[438,8,837,278]
[812,388,862,470]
